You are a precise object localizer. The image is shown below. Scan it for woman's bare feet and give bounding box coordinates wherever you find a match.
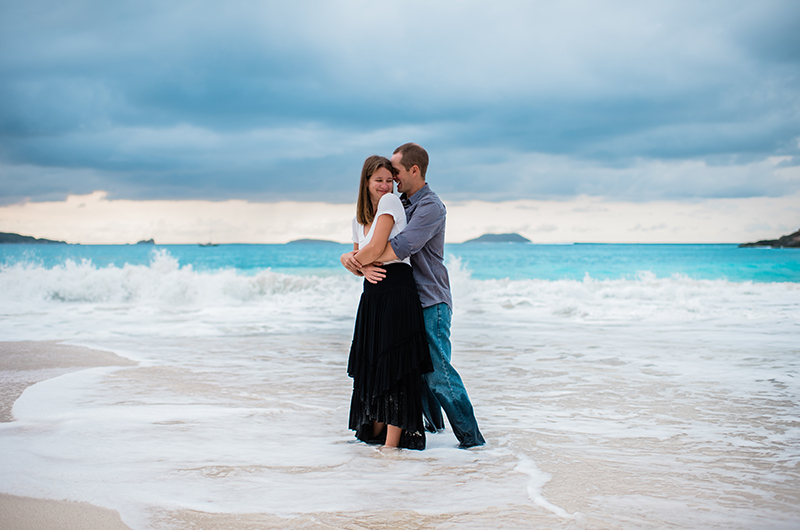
[372,421,385,438]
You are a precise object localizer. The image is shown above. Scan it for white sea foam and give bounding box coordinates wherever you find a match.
[515,455,577,519]
[1,249,358,305]
[1,250,799,529]
[2,250,798,339]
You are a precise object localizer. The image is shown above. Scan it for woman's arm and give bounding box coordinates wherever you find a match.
[373,244,399,263]
[353,214,394,265]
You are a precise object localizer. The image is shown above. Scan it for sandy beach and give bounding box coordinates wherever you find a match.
[0,342,136,530]
[0,340,549,530]
[0,493,133,530]
[0,339,548,530]
[0,341,136,422]
[2,328,799,530]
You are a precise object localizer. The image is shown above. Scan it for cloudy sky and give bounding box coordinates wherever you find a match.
[1,0,798,243]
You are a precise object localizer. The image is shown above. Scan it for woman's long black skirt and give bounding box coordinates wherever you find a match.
[347,263,432,450]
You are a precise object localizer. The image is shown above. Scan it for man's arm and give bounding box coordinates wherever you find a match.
[360,263,387,283]
[389,199,445,260]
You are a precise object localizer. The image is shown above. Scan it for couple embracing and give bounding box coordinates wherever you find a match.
[341,143,485,450]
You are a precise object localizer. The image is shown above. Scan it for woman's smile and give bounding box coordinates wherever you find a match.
[368,167,395,203]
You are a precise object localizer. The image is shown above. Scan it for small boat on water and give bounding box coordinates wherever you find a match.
[199,230,219,247]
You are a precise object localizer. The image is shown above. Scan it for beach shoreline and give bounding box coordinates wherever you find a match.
[0,282,798,530]
[0,493,133,530]
[0,341,137,529]
[0,341,136,423]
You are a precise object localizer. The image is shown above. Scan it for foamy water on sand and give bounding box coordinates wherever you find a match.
[0,249,799,529]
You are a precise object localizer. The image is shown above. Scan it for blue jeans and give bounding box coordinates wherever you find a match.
[421,303,485,447]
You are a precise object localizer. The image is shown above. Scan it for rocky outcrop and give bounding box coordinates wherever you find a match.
[739,228,800,248]
[463,233,531,243]
[0,232,66,244]
[287,239,339,244]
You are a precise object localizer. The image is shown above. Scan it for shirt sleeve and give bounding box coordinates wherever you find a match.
[389,197,445,260]
[375,194,404,224]
[351,217,360,244]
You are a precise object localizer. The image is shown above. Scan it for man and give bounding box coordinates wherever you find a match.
[341,143,485,448]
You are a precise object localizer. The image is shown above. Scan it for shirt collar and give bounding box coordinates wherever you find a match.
[401,183,430,207]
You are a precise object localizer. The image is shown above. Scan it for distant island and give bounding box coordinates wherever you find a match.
[287,238,340,244]
[463,233,531,244]
[739,228,800,248]
[0,232,67,244]
[136,239,156,245]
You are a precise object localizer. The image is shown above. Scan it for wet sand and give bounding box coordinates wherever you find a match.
[0,341,136,422]
[0,342,136,529]
[0,493,133,530]
[151,506,558,529]
[1,338,798,530]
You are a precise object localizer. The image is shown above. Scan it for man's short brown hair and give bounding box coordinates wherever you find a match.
[393,143,429,180]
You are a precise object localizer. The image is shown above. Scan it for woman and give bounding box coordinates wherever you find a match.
[345,155,432,450]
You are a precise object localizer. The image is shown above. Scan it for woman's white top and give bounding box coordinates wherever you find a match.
[351,193,411,266]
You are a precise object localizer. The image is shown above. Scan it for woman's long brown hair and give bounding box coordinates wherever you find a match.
[356,155,396,226]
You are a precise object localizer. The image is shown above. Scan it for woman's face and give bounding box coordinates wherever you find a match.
[368,167,394,203]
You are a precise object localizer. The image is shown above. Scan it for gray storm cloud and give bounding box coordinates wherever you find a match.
[0,0,798,204]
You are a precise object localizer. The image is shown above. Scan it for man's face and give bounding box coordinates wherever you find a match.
[391,153,413,194]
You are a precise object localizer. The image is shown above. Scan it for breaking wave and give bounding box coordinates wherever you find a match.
[1,250,798,325]
[1,248,360,306]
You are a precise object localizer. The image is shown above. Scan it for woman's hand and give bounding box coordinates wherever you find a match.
[341,250,364,276]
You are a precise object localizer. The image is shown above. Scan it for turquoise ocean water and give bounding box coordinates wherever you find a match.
[2,242,798,283]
